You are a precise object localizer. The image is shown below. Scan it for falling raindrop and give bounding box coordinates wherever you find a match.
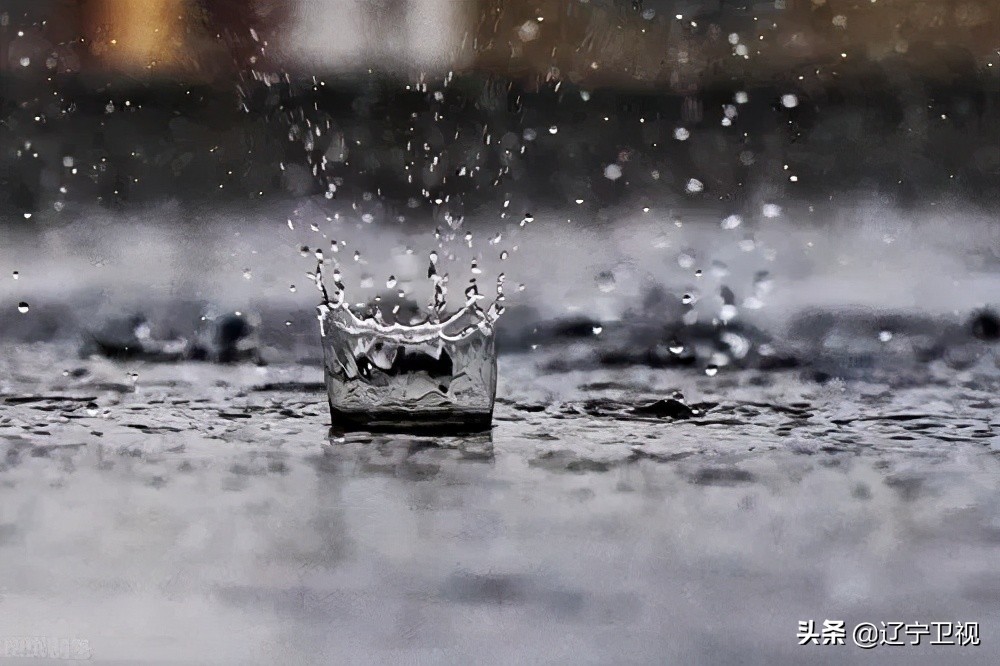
[721,214,742,229]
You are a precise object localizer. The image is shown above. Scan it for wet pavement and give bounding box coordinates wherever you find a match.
[0,343,998,664]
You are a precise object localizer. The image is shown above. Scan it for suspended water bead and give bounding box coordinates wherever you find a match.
[299,245,310,257]
[548,125,558,134]
[500,251,509,260]
[470,260,482,275]
[520,213,534,227]
[705,365,719,377]
[604,164,623,180]
[353,251,361,262]
[694,269,703,278]
[314,248,324,261]
[762,203,782,218]
[668,342,685,355]
[17,302,29,314]
[735,91,749,104]
[595,271,616,293]
[721,214,742,230]
[681,294,694,305]
[674,127,690,141]
[289,285,297,293]
[86,402,99,417]
[464,232,473,246]
[592,326,603,335]
[243,268,252,280]
[879,330,893,342]
[12,271,18,280]
[781,94,798,108]
[386,275,397,289]
[685,178,703,193]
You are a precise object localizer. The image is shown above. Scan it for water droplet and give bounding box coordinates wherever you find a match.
[592,326,603,335]
[781,94,798,108]
[17,302,29,314]
[12,271,19,280]
[674,127,690,141]
[668,343,685,355]
[705,365,719,377]
[685,178,704,194]
[721,214,742,229]
[879,330,893,342]
[604,164,623,180]
[19,57,30,67]
[681,293,694,305]
[386,275,397,288]
[762,203,782,218]
[86,402,99,416]
[548,125,558,135]
[242,268,252,280]
[289,284,297,293]
[595,271,616,293]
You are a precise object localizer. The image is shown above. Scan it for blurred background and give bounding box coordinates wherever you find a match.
[0,0,997,366]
